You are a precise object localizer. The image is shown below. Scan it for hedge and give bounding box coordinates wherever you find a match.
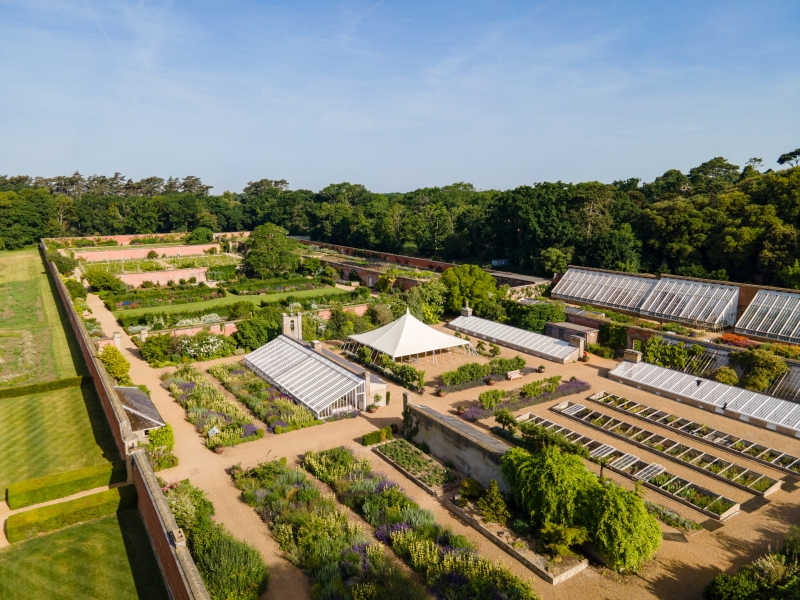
[7,461,128,510]
[363,425,393,446]
[441,356,526,387]
[0,375,91,400]
[6,486,137,543]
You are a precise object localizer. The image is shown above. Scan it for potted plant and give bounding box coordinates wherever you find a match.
[214,445,224,455]
[437,389,447,397]
[537,365,546,373]
[580,352,590,362]
[455,404,465,415]
[366,404,378,413]
[486,376,496,386]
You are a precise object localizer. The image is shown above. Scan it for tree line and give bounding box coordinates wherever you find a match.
[2,150,800,287]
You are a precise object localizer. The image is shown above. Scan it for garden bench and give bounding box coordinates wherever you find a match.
[506,369,523,381]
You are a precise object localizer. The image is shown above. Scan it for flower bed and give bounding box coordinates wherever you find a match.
[140,330,237,367]
[103,284,224,311]
[230,457,428,599]
[221,276,328,295]
[375,439,454,488]
[207,362,331,433]
[161,365,263,449]
[440,357,527,388]
[118,300,255,332]
[461,379,590,421]
[302,448,540,599]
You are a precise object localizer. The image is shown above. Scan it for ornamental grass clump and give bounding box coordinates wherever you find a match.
[230,458,428,600]
[162,366,262,449]
[302,449,540,600]
[162,480,269,600]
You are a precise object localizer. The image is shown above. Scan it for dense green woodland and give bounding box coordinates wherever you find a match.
[3,153,800,287]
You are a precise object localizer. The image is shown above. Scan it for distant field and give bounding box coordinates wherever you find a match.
[113,286,350,318]
[0,510,168,600]
[0,247,85,387]
[0,385,118,495]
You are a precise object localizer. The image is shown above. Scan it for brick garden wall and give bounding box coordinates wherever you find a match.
[40,241,210,600]
[117,268,208,287]
[74,244,219,262]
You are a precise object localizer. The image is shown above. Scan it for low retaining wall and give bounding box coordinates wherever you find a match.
[41,241,210,600]
[405,400,510,492]
[74,244,219,262]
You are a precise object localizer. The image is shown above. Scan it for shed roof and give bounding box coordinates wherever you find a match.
[114,386,165,432]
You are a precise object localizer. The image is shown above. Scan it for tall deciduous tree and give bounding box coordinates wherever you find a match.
[244,223,298,278]
[440,264,499,315]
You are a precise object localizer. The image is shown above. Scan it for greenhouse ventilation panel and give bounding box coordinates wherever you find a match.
[638,277,739,331]
[550,268,657,312]
[735,289,800,344]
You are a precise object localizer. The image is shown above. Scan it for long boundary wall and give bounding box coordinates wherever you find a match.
[40,241,210,600]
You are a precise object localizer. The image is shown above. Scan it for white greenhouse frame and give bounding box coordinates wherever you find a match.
[735,289,800,344]
[638,277,739,331]
[244,335,365,418]
[551,268,657,311]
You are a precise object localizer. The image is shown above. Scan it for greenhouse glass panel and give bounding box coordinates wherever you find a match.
[735,290,800,344]
[551,268,657,311]
[638,277,739,330]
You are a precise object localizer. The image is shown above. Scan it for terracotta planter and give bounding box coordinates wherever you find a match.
[437,390,446,397]
[538,367,546,373]
[367,406,378,413]
[487,379,496,386]
[214,446,224,455]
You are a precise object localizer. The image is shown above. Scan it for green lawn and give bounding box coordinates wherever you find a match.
[113,286,351,318]
[0,385,118,495]
[0,247,86,387]
[0,510,168,599]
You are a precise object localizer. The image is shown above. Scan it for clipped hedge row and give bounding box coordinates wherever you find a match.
[0,375,91,400]
[363,425,393,446]
[7,461,128,510]
[6,486,137,543]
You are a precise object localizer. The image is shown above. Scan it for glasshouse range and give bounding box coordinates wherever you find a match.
[552,267,740,331]
[244,335,367,418]
[609,360,800,438]
[735,289,800,345]
[447,314,580,364]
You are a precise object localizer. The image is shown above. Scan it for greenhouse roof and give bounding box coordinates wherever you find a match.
[639,276,739,328]
[244,335,364,416]
[609,361,800,432]
[447,315,578,362]
[551,268,657,311]
[735,289,800,344]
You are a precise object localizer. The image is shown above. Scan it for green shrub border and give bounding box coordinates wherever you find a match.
[7,461,128,509]
[362,425,393,446]
[0,375,92,400]
[6,486,137,543]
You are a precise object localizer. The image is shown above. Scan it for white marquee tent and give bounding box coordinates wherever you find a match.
[343,309,473,363]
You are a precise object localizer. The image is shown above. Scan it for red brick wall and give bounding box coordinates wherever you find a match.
[74,244,219,262]
[300,240,455,271]
[314,303,370,320]
[117,268,208,287]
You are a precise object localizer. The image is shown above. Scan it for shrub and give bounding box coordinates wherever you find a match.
[84,269,126,292]
[363,426,393,446]
[599,322,628,348]
[479,389,506,409]
[579,482,661,572]
[494,408,517,433]
[729,349,789,392]
[460,478,483,500]
[185,227,215,245]
[477,480,510,525]
[441,362,489,386]
[6,486,137,543]
[65,278,88,299]
[703,571,759,600]
[539,521,588,560]
[712,366,740,386]
[7,461,127,509]
[587,344,615,358]
[98,345,132,384]
[146,250,159,259]
[518,421,589,458]
[47,251,79,276]
[145,424,178,471]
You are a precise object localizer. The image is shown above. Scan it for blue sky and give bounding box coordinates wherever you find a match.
[1,1,798,193]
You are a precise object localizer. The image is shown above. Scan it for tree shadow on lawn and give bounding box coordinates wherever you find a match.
[118,508,170,600]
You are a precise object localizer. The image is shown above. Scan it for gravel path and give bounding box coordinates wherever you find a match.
[86,296,800,600]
